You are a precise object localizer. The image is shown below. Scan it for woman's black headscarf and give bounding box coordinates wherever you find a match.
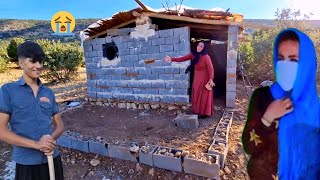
[185,42,208,74]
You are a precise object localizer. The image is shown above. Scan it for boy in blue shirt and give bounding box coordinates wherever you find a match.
[0,41,64,180]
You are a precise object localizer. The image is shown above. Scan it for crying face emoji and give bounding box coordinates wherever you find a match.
[51,11,75,35]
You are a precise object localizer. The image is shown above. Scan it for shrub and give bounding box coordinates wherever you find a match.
[37,39,83,82]
[7,37,25,63]
[0,40,9,73]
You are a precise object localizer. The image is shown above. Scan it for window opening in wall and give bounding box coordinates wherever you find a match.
[103,41,119,60]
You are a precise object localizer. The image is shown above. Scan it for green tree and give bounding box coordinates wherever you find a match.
[7,37,25,63]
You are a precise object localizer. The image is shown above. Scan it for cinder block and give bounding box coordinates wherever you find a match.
[122,35,134,42]
[83,40,94,46]
[146,46,160,53]
[164,67,180,74]
[89,141,109,156]
[152,53,165,61]
[174,89,188,95]
[175,114,199,129]
[174,43,190,51]
[118,28,132,36]
[57,135,72,148]
[179,51,190,56]
[103,93,113,99]
[134,62,145,67]
[139,81,152,88]
[126,55,139,62]
[160,95,175,103]
[119,49,130,56]
[112,36,122,43]
[123,94,136,101]
[179,81,189,88]
[128,81,140,88]
[146,74,158,80]
[71,138,89,153]
[159,29,174,38]
[127,41,139,48]
[165,81,180,88]
[138,68,151,75]
[174,74,189,81]
[108,144,138,162]
[151,67,165,74]
[174,96,189,103]
[84,45,93,52]
[152,147,183,172]
[137,75,145,80]
[151,81,166,88]
[165,52,180,58]
[133,88,146,94]
[183,153,220,179]
[165,36,180,44]
[149,31,159,39]
[122,61,134,68]
[180,34,190,44]
[159,74,173,80]
[139,40,152,47]
[145,88,159,94]
[96,92,103,98]
[226,84,236,92]
[130,47,147,55]
[159,88,173,95]
[139,146,158,166]
[173,27,189,36]
[151,38,165,46]
[208,140,228,168]
[94,38,106,45]
[87,92,97,99]
[116,42,128,49]
[107,29,119,36]
[105,36,112,43]
[160,45,174,52]
[226,99,235,108]
[111,75,121,80]
[139,54,153,61]
[89,51,98,58]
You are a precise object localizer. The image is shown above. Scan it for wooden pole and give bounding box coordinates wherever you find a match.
[47,155,55,180]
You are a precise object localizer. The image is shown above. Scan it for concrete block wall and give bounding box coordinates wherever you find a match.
[226,25,238,108]
[83,26,191,104]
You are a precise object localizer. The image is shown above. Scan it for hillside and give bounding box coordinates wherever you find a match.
[0,19,98,42]
[1,19,320,41]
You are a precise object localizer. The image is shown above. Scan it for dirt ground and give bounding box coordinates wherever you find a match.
[1,66,250,179]
[61,101,224,155]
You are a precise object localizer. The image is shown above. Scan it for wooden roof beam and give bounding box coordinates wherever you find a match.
[134,0,149,11]
[142,12,243,27]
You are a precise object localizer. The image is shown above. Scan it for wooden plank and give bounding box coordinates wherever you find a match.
[86,19,136,40]
[134,0,149,11]
[142,12,243,26]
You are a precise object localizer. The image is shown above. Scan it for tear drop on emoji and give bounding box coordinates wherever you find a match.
[51,11,75,34]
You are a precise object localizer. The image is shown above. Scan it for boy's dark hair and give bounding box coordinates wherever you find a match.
[277,30,299,45]
[17,41,45,63]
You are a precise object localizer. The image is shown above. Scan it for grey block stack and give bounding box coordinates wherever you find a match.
[83,26,192,104]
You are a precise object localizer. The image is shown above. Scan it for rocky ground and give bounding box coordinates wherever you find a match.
[0,67,251,179]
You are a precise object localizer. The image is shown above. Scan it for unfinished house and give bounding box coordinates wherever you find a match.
[82,2,244,108]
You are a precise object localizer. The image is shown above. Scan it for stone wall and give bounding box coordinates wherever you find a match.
[83,26,191,105]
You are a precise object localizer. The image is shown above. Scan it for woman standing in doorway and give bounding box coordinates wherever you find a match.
[164,41,214,118]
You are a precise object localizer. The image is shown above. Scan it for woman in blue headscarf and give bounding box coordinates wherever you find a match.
[242,28,320,179]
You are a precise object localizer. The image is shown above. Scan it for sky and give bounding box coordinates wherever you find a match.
[0,0,319,20]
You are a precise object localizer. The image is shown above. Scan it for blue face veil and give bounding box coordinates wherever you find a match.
[270,28,320,179]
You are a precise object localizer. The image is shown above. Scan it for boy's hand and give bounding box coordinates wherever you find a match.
[41,148,55,156]
[164,55,172,63]
[36,135,56,151]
